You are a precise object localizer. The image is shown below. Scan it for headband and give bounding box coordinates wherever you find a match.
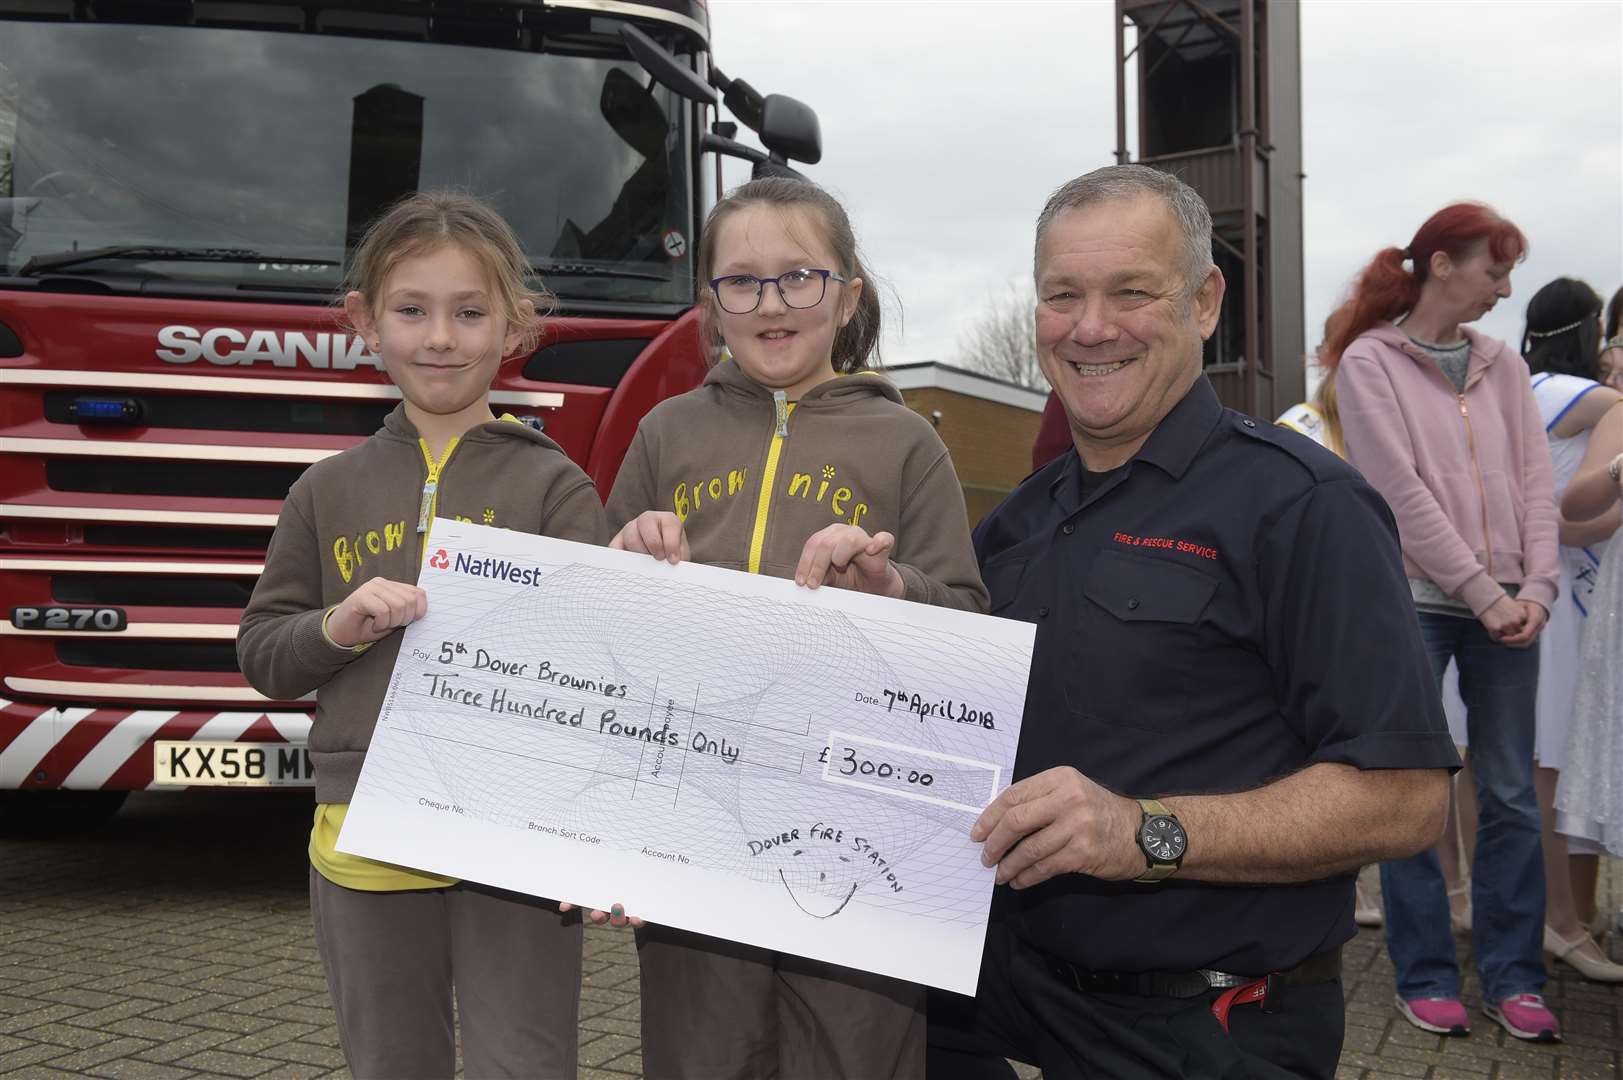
[1525,317,1590,340]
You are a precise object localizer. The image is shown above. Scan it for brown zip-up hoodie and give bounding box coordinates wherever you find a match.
[607,360,989,612]
[238,405,608,802]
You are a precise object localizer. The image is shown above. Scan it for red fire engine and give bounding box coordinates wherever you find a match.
[0,0,820,830]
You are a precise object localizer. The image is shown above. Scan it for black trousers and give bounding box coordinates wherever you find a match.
[927,924,1344,1080]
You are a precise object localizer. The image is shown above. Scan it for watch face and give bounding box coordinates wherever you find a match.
[1140,815,1187,863]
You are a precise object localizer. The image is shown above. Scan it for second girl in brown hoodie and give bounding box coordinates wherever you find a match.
[605,178,988,1080]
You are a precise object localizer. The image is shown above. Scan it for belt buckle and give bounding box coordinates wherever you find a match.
[1197,968,1251,990]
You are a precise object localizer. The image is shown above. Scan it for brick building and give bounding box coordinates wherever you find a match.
[886,362,1048,526]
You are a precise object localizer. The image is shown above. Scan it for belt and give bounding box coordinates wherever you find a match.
[1040,946,1342,1000]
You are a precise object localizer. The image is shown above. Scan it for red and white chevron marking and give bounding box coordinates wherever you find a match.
[0,697,313,790]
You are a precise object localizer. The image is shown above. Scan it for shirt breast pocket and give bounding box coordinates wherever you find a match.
[1064,549,1218,733]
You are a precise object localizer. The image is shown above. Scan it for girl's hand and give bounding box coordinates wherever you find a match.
[1478,593,1528,643]
[327,578,427,647]
[558,900,643,929]
[1497,599,1548,649]
[609,511,689,564]
[795,525,905,599]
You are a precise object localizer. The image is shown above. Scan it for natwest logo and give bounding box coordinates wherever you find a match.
[451,551,546,588]
[429,549,451,570]
[155,325,383,371]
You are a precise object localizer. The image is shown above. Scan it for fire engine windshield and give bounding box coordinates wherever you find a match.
[0,21,696,309]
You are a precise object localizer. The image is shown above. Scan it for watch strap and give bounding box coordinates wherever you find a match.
[1134,798,1181,884]
[1134,862,1179,883]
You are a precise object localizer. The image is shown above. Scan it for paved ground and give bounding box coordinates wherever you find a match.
[0,790,1617,1079]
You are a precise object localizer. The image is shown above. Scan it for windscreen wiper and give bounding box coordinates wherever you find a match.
[19,246,340,276]
[532,261,671,284]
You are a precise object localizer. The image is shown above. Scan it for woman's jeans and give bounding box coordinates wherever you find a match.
[1381,611,1546,1004]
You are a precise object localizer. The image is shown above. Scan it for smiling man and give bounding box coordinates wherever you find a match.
[925,165,1460,1079]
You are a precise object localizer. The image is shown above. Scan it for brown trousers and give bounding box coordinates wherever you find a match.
[309,868,582,1079]
[636,923,926,1080]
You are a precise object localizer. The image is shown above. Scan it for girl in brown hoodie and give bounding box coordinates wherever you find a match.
[237,193,607,1078]
[605,178,988,1080]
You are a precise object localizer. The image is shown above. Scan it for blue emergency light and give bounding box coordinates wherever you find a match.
[68,396,142,424]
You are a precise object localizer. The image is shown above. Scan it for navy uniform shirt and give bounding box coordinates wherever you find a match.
[976,377,1459,976]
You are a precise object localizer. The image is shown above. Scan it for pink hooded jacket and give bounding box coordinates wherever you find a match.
[1335,322,1559,617]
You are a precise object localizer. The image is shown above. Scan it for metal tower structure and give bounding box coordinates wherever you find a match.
[1115,0,1305,417]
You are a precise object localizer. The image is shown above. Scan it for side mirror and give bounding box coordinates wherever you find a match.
[618,24,715,106]
[699,132,811,184]
[758,95,821,165]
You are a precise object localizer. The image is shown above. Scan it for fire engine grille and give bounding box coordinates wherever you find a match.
[52,574,255,608]
[3,358,566,705]
[45,391,393,436]
[56,639,242,673]
[82,525,271,551]
[47,459,308,501]
[13,388,320,696]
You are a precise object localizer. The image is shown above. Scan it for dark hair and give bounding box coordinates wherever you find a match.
[696,177,883,372]
[1607,285,1623,343]
[1521,278,1603,379]
[1320,202,1526,366]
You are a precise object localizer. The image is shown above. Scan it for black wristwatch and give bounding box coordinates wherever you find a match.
[1133,798,1187,883]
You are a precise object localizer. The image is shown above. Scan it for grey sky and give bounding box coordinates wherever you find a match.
[708,0,1623,382]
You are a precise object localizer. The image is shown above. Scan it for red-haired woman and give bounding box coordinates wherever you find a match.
[1328,203,1562,1044]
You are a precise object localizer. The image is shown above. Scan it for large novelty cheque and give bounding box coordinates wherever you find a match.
[340,520,1034,993]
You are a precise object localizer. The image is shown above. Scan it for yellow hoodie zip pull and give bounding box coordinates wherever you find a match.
[416,438,460,535]
[417,480,437,535]
[774,390,789,437]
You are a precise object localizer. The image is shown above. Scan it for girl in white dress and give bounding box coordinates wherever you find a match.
[1555,387,1623,858]
[1520,279,1622,981]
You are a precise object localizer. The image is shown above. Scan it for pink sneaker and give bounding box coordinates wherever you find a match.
[1395,995,1470,1035]
[1483,994,1560,1042]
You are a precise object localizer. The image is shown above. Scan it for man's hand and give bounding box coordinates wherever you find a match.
[1496,599,1548,649]
[609,511,689,564]
[971,766,1145,888]
[1478,593,1527,642]
[327,578,426,647]
[794,525,905,598]
[558,900,642,929]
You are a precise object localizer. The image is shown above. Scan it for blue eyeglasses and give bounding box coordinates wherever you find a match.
[708,268,848,314]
